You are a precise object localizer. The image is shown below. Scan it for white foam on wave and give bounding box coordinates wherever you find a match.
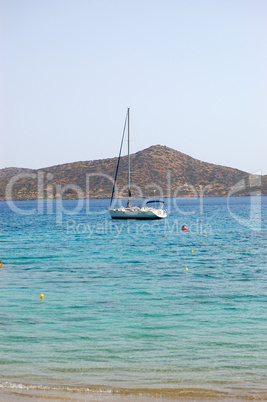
[0,381,112,394]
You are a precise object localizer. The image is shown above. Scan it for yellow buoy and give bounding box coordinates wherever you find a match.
[205,235,207,237]
[203,241,205,243]
[191,250,194,253]
[185,267,188,271]
[40,293,44,300]
[0,260,3,268]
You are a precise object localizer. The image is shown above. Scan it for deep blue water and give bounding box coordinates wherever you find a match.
[0,197,266,396]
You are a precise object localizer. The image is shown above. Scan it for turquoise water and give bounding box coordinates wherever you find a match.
[0,197,266,397]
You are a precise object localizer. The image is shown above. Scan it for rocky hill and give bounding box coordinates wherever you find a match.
[0,145,265,200]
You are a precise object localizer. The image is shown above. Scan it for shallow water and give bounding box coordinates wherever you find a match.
[0,197,266,399]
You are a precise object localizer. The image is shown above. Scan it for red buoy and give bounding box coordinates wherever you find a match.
[181,225,188,231]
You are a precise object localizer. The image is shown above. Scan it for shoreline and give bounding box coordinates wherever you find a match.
[0,194,264,202]
[1,382,267,402]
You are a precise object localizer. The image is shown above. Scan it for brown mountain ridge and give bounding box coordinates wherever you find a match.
[0,145,266,200]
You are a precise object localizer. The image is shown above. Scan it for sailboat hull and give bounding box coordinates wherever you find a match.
[108,207,167,220]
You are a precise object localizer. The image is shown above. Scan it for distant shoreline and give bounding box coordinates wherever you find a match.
[0,194,264,202]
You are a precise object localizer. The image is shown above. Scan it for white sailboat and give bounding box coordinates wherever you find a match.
[108,108,167,220]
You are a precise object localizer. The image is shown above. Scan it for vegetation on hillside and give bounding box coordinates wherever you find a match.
[0,145,265,200]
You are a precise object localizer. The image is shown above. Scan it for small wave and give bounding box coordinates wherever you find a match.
[0,381,112,394]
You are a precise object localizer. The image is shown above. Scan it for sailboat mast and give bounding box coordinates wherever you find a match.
[127,107,130,203]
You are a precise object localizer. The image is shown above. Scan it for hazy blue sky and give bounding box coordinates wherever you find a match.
[1,0,266,173]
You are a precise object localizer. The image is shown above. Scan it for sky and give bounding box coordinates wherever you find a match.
[1,0,266,174]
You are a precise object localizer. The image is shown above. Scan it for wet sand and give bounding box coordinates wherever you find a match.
[1,385,267,402]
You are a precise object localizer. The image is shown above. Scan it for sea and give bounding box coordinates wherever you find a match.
[0,196,266,401]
